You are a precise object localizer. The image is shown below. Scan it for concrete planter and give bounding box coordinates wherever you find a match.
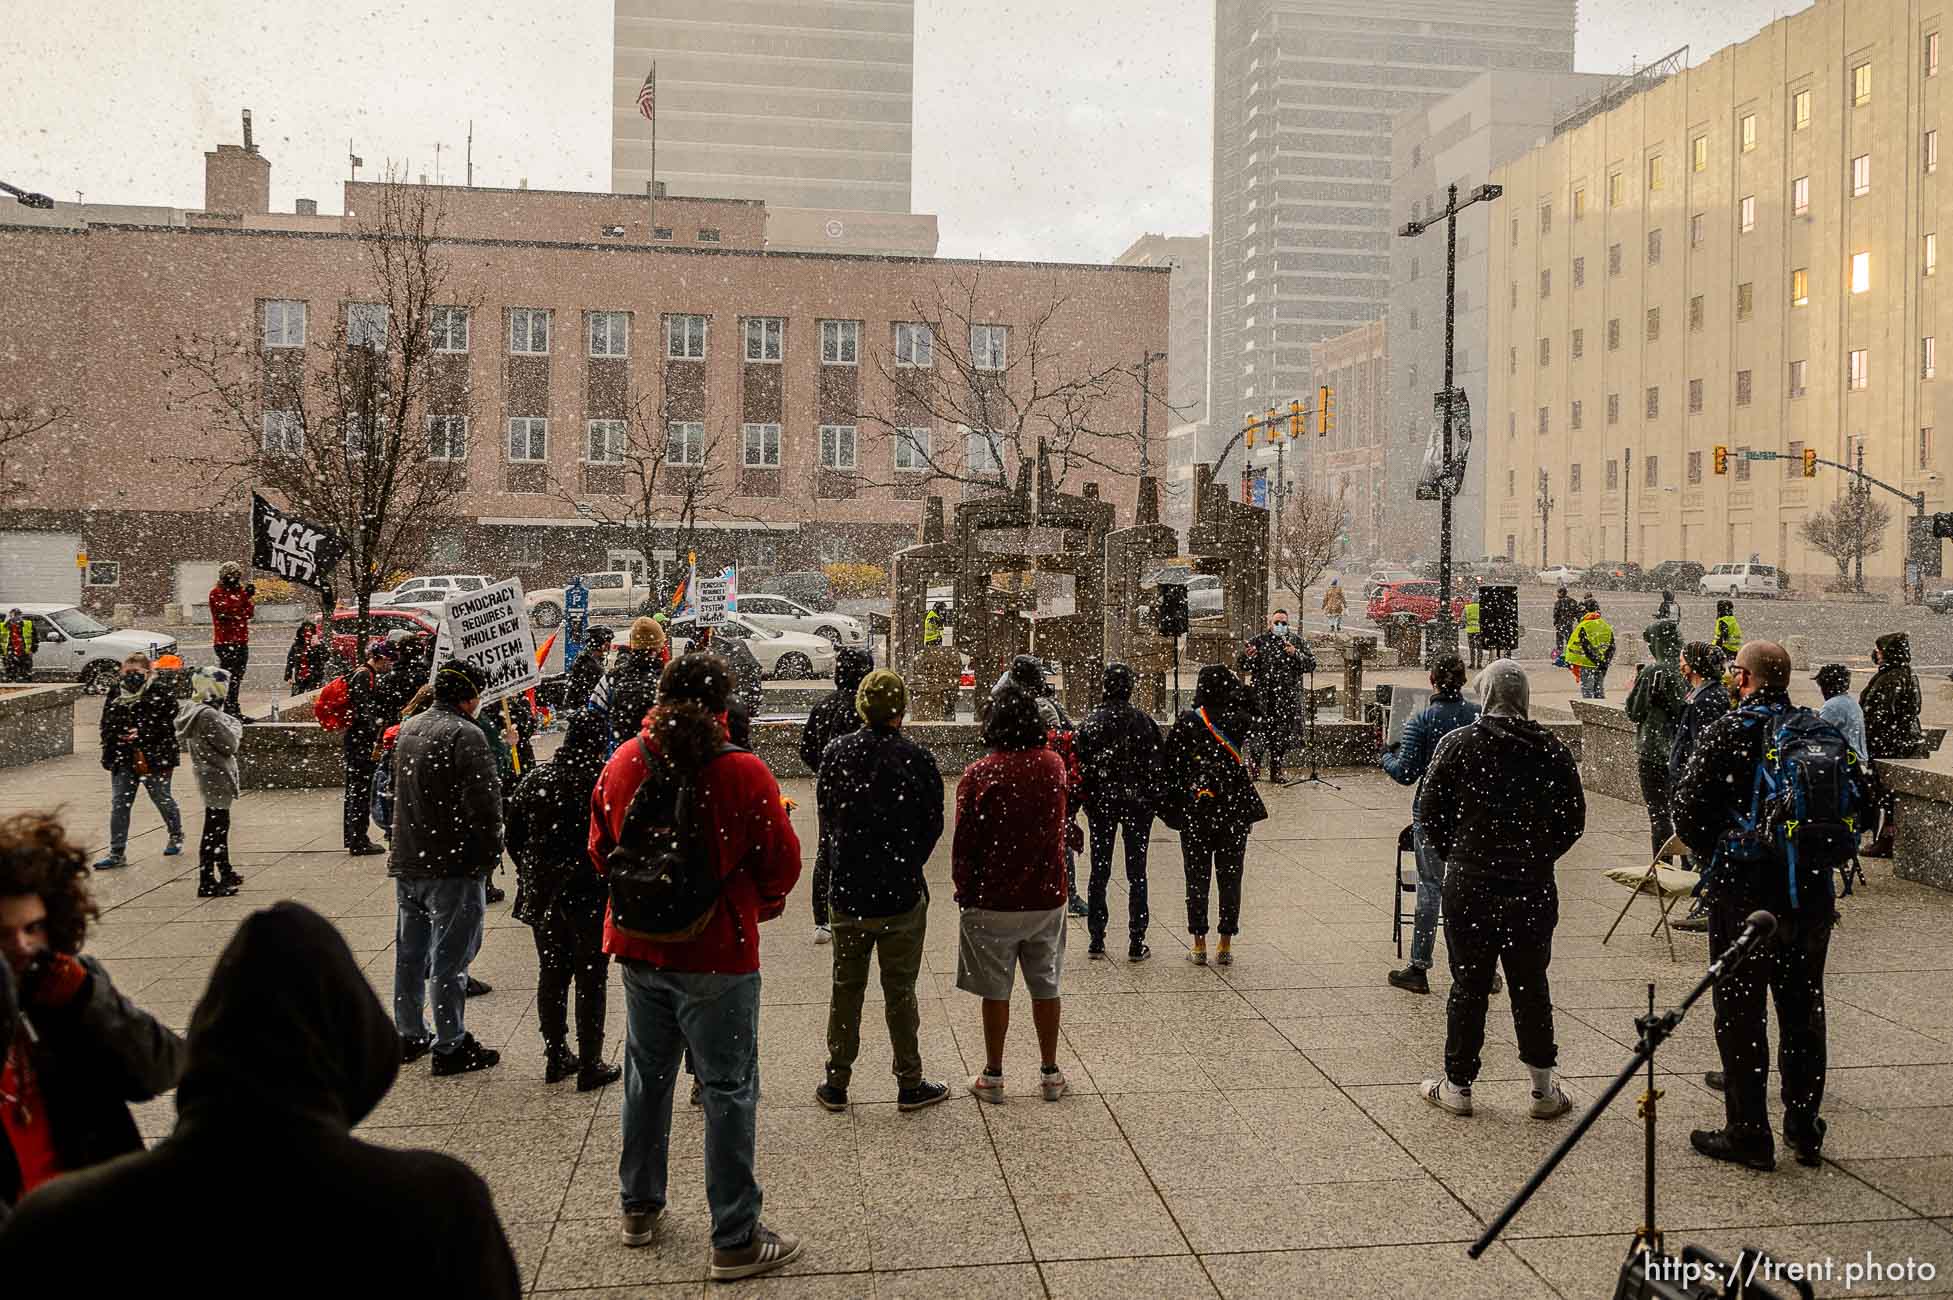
[1568,699,1642,803]
[238,722,346,790]
[0,684,86,769]
[1874,760,1953,893]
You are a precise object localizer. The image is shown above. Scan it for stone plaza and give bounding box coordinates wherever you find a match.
[7,712,1952,1298]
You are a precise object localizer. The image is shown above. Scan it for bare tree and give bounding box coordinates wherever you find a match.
[1272,481,1348,601]
[162,178,474,652]
[1799,491,1893,591]
[0,400,67,490]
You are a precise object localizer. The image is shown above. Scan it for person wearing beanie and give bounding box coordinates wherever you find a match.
[629,615,667,656]
[175,667,245,897]
[1714,600,1743,662]
[342,639,404,857]
[206,561,256,717]
[811,668,948,1112]
[1156,665,1267,966]
[593,621,669,753]
[798,647,875,942]
[1416,659,1585,1122]
[1074,662,1163,961]
[1381,654,1479,995]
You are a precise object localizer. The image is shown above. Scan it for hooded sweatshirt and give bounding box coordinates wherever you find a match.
[1861,631,1925,759]
[0,903,519,1295]
[1623,619,1688,761]
[1076,664,1164,813]
[1157,665,1267,839]
[174,699,244,808]
[799,646,873,772]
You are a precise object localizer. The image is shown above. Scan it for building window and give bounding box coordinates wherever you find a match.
[741,422,781,467]
[696,228,721,243]
[507,417,548,462]
[666,314,707,359]
[971,324,1008,371]
[1608,171,1624,206]
[651,226,673,240]
[588,311,629,358]
[1740,195,1756,231]
[1736,370,1753,405]
[1572,187,1587,219]
[894,323,933,368]
[1790,359,1808,397]
[262,300,306,349]
[1410,256,1420,281]
[1607,393,1620,424]
[742,317,784,363]
[509,308,550,355]
[1648,229,1663,264]
[1690,213,1704,247]
[1853,61,1872,106]
[894,426,931,472]
[1741,113,1758,152]
[1849,348,1870,389]
[1538,337,1551,367]
[818,424,857,470]
[1571,327,1585,359]
[1928,130,1940,174]
[1692,135,1708,171]
[1573,255,1586,287]
[1923,426,1935,469]
[430,306,469,353]
[1510,217,1520,247]
[1851,154,1871,197]
[1571,400,1583,429]
[1537,406,1549,434]
[1539,269,1551,299]
[966,430,1002,476]
[820,319,859,365]
[1851,251,1871,294]
[665,420,704,466]
[1645,386,1661,419]
[584,418,626,463]
[1689,295,1705,331]
[426,414,467,460]
[1792,175,1809,216]
[1570,464,1583,493]
[1737,282,1754,320]
[261,410,302,456]
[1606,459,1620,491]
[83,561,119,588]
[1928,233,1939,277]
[1689,378,1704,412]
[1409,308,1420,331]
[1648,155,1665,191]
[1792,267,1810,305]
[1607,318,1621,351]
[1925,335,1938,380]
[1735,445,1752,481]
[347,303,387,351]
[1510,281,1518,309]
[1646,307,1661,341]
[1688,451,1704,483]
[1507,469,1516,497]
[1508,412,1515,437]
[1785,440,1805,478]
[1539,203,1552,233]
[1930,32,1942,77]
[1794,89,1812,129]
[1645,455,1660,487]
[1608,243,1622,275]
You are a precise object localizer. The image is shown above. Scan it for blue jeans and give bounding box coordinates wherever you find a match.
[108,767,183,855]
[1580,666,1607,699]
[393,876,486,1052]
[618,963,762,1249]
[1409,823,1445,970]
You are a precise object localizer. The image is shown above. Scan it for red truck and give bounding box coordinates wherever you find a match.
[1365,580,1468,624]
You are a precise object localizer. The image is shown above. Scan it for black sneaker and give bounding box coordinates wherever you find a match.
[1067,894,1089,917]
[484,884,507,904]
[1387,965,1430,995]
[430,1034,501,1077]
[813,1082,849,1112]
[544,1044,579,1084]
[400,1034,433,1064]
[1087,940,1107,959]
[218,869,245,890]
[347,842,386,857]
[466,975,492,997]
[1786,1116,1827,1168]
[1690,1126,1775,1172]
[1704,1070,1726,1092]
[1128,942,1152,963]
[576,1060,623,1093]
[196,876,239,898]
[897,1079,949,1112]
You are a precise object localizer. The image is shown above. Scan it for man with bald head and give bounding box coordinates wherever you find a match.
[1672,640,1842,1172]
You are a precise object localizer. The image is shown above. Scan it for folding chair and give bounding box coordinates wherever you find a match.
[1601,834,1697,963]
[1392,823,1424,959]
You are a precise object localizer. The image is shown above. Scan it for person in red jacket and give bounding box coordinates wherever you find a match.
[953,685,1071,1105]
[588,653,803,1282]
[206,562,256,718]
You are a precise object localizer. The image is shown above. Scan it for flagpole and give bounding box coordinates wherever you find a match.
[650,61,658,201]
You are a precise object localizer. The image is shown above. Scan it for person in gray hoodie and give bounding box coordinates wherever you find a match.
[175,666,245,898]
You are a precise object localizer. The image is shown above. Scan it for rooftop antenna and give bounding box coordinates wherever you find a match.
[433,141,443,184]
[242,108,255,153]
[348,140,362,183]
[466,120,473,187]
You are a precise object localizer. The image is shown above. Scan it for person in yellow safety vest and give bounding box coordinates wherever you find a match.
[1462,594,1483,670]
[3,607,35,681]
[1713,600,1741,659]
[1563,597,1616,700]
[922,602,945,647]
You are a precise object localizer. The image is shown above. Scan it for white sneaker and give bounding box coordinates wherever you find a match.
[813,925,831,945]
[968,1071,1006,1105]
[1420,1077,1473,1116]
[1039,1068,1069,1102]
[1530,1080,1573,1120]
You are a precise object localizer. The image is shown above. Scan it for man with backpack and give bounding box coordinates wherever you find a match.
[1075,662,1163,962]
[1672,641,1868,1171]
[588,653,804,1280]
[812,669,948,1113]
[799,646,874,944]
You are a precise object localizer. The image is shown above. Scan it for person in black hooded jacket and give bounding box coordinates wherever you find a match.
[1861,631,1924,857]
[0,901,521,1294]
[799,646,874,941]
[1075,662,1162,961]
[1157,665,1267,967]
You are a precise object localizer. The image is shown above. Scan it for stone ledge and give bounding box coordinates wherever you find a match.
[238,723,345,790]
[0,684,84,770]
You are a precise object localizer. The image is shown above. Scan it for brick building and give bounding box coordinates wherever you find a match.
[0,134,1168,612]
[1307,320,1389,558]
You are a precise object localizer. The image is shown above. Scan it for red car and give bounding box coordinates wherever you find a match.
[1366,580,1467,624]
[318,607,441,663]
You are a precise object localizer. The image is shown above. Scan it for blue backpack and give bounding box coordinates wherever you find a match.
[1715,704,1869,910]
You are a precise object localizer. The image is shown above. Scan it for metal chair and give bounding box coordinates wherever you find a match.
[1393,823,1422,958]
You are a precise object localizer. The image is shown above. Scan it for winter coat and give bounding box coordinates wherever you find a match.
[952,747,1069,912]
[799,648,874,772]
[386,701,504,880]
[505,718,608,929]
[206,583,254,646]
[1321,586,1346,616]
[1418,714,1586,885]
[592,647,666,749]
[693,635,764,716]
[1236,630,1314,748]
[589,705,801,974]
[343,664,403,757]
[1820,694,1870,765]
[1667,680,1731,782]
[1076,695,1164,815]
[284,623,326,689]
[1623,620,1688,762]
[989,670,1064,733]
[98,677,179,774]
[1861,632,1926,759]
[562,645,606,713]
[174,701,243,809]
[1381,690,1480,817]
[0,955,185,1214]
[1714,613,1743,657]
[817,725,945,919]
[1563,613,1616,670]
[1552,593,1581,636]
[0,904,519,1295]
[1157,704,1268,840]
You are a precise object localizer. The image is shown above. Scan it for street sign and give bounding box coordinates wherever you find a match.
[1742,450,1780,460]
[431,578,541,707]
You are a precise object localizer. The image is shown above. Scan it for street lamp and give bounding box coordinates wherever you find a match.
[1398,180,1502,663]
[1,180,55,209]
[1536,469,1555,569]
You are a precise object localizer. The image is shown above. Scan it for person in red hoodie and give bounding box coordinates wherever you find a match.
[588,653,803,1282]
[953,684,1071,1105]
[206,562,256,718]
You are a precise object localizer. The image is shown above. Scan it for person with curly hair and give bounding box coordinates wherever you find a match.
[0,813,185,1220]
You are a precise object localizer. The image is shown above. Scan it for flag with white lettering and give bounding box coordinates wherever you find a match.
[251,493,346,591]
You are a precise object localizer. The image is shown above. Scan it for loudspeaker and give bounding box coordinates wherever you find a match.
[1479,584,1519,655]
[1155,582,1190,636]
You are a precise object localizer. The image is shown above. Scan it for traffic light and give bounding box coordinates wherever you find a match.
[1713,445,1728,475]
[1266,408,1279,443]
[1288,399,1302,440]
[1319,385,1336,436]
[1243,419,1256,449]
[1802,448,1817,477]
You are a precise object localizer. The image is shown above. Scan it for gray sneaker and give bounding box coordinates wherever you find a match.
[620,1208,660,1248]
[709,1222,803,1281]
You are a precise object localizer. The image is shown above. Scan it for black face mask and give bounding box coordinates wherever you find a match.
[121,671,147,692]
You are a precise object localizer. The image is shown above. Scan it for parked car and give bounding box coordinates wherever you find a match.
[4,603,178,693]
[1925,587,1953,614]
[322,607,441,665]
[526,570,655,627]
[735,592,867,647]
[1699,562,1780,597]
[667,614,836,679]
[371,574,492,607]
[1586,562,1648,591]
[1364,568,1421,599]
[1136,572,1224,624]
[1536,564,1585,587]
[1646,560,1706,591]
[1365,580,1467,625]
[749,570,835,612]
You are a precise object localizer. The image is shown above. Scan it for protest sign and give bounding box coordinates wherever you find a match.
[430,578,540,706]
[693,567,732,626]
[250,493,345,590]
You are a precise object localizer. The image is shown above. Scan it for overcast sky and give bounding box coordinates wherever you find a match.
[3,0,1806,263]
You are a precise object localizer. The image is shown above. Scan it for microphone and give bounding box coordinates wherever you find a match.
[1712,909,1778,975]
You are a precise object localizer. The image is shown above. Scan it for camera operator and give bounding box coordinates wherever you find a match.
[1236,609,1314,783]
[207,562,257,719]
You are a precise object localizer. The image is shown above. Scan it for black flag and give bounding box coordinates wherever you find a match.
[251,494,345,591]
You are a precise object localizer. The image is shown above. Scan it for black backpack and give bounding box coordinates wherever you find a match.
[1714,705,1868,911]
[606,735,745,943]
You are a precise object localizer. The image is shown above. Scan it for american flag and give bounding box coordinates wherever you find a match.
[637,64,656,124]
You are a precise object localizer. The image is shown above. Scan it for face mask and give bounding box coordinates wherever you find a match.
[1273,623,1289,636]
[121,671,147,691]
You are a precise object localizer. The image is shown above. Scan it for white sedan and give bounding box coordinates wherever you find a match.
[668,614,837,679]
[734,593,867,648]
[1536,564,1585,586]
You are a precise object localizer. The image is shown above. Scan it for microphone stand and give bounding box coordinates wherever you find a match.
[1288,660,1338,790]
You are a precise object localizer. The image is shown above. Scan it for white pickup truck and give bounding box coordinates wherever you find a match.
[526,571,655,627]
